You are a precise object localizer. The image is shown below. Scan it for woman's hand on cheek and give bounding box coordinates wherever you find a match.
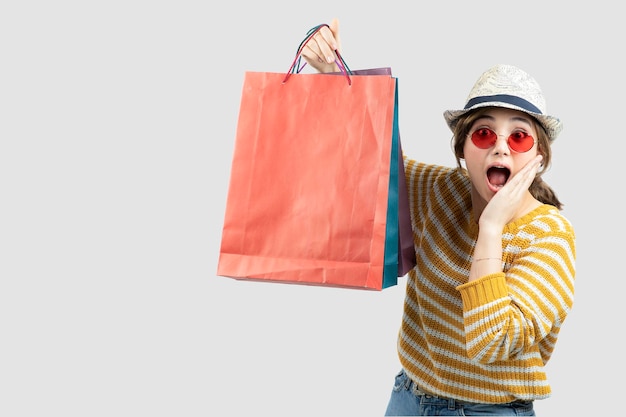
[479,155,543,229]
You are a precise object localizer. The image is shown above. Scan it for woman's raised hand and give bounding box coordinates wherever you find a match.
[300,18,341,73]
[480,155,544,230]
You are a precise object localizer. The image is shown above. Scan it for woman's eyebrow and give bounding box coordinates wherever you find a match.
[510,115,532,126]
[474,115,495,124]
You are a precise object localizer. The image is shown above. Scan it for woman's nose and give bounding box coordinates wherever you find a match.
[492,134,510,154]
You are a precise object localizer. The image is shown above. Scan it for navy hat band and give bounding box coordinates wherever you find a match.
[464,94,543,115]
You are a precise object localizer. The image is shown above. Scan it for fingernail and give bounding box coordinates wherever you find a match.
[327,56,334,63]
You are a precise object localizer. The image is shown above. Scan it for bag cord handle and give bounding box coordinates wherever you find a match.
[282,23,352,85]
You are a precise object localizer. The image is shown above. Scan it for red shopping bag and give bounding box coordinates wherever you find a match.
[332,67,415,278]
[217,24,409,290]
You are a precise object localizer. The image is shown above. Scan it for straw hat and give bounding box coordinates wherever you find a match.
[443,64,563,142]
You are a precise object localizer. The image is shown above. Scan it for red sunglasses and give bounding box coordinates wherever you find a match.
[470,128,535,153]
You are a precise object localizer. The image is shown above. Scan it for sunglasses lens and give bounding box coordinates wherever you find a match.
[508,131,534,152]
[471,128,497,149]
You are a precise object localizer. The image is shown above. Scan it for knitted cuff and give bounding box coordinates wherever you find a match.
[456,273,507,309]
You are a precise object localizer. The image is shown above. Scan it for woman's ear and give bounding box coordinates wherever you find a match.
[537,145,545,165]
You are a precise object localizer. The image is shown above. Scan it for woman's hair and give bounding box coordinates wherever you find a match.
[451,108,564,210]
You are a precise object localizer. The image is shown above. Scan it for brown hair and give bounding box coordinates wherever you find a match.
[451,108,564,210]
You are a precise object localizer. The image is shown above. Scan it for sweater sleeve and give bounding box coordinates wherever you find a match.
[456,217,576,365]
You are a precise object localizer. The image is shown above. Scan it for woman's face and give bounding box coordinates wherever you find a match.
[463,107,539,203]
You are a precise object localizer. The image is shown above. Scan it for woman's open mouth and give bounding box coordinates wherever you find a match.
[487,166,510,190]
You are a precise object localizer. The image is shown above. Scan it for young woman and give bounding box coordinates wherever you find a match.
[302,19,576,416]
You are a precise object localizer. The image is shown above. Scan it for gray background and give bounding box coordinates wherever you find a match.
[1,1,620,416]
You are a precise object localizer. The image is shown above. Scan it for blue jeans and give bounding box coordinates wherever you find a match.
[384,369,535,416]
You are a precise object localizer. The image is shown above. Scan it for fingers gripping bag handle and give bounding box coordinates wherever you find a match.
[282,23,352,85]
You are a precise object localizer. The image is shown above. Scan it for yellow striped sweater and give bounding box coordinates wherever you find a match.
[399,158,576,404]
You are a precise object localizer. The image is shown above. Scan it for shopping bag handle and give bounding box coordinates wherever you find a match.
[282,23,352,85]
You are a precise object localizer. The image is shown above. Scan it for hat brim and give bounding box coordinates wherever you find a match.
[443,101,563,142]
